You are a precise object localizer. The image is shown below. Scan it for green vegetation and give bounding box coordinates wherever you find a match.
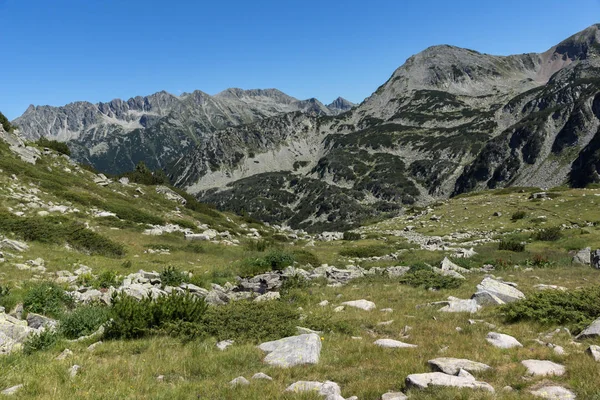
[534,226,563,241]
[504,286,600,334]
[499,239,525,252]
[0,111,14,132]
[59,305,110,339]
[398,267,463,290]
[22,282,73,318]
[511,210,527,221]
[159,266,188,288]
[120,161,169,185]
[339,244,391,258]
[23,330,60,355]
[35,137,71,156]
[343,231,361,241]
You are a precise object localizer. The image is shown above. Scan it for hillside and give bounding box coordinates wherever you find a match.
[2,125,600,398]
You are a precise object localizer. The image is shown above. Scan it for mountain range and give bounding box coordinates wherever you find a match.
[13,24,600,232]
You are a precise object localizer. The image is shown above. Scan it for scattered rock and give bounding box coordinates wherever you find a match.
[341,299,376,311]
[486,332,522,349]
[476,277,525,303]
[87,341,102,351]
[573,248,591,265]
[229,376,249,386]
[285,381,341,397]
[428,357,491,375]
[251,372,273,380]
[575,317,600,340]
[69,364,81,378]
[1,384,23,396]
[56,348,73,360]
[374,339,417,349]
[258,333,322,367]
[521,360,565,376]
[437,298,481,313]
[587,345,600,362]
[254,292,281,302]
[216,340,234,351]
[534,284,567,291]
[381,392,408,400]
[530,385,576,399]
[405,372,494,392]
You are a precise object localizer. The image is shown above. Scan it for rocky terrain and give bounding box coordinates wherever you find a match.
[2,122,600,399]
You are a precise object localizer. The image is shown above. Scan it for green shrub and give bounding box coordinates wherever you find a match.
[59,305,110,339]
[104,292,206,339]
[171,218,198,232]
[303,312,359,336]
[23,282,73,318]
[499,239,525,252]
[339,244,391,258]
[264,250,295,271]
[36,136,71,156]
[398,268,462,290]
[0,285,16,311]
[245,239,273,252]
[103,202,165,225]
[291,249,320,267]
[120,161,169,185]
[525,254,554,268]
[534,226,563,241]
[202,300,298,342]
[511,211,527,221]
[160,266,187,288]
[503,287,600,334]
[23,330,60,354]
[68,227,125,257]
[94,270,121,289]
[343,231,361,241]
[0,111,15,132]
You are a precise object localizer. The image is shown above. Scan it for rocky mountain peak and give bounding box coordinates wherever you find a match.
[327,97,355,112]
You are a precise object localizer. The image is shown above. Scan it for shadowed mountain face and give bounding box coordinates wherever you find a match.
[14,24,600,232]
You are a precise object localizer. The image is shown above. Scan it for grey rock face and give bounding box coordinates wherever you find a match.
[521,360,565,376]
[438,298,481,313]
[428,357,491,375]
[530,385,576,399]
[486,332,523,349]
[258,333,322,367]
[573,248,591,265]
[476,278,525,303]
[405,372,494,392]
[575,317,600,340]
[587,345,600,361]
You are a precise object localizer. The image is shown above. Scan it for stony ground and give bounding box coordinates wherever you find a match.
[1,133,600,399]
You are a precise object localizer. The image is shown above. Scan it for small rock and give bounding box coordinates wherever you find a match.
[1,384,23,396]
[285,381,341,397]
[405,372,494,392]
[216,340,234,351]
[229,376,249,386]
[374,339,417,349]
[530,385,576,399]
[341,299,376,311]
[87,341,102,351]
[69,364,81,378]
[251,372,273,380]
[381,392,408,400]
[56,348,73,360]
[587,345,600,361]
[428,357,491,375]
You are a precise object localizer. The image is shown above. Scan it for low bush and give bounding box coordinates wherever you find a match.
[339,244,391,258]
[398,268,462,290]
[534,226,563,241]
[23,282,73,318]
[202,300,299,342]
[264,250,295,271]
[0,285,16,311]
[36,136,71,156]
[68,226,125,257]
[499,239,525,252]
[59,305,110,339]
[291,249,320,267]
[245,239,273,252]
[525,254,554,268]
[104,292,207,339]
[343,231,361,241]
[503,287,600,334]
[237,250,296,276]
[23,330,60,354]
[94,270,121,289]
[160,266,188,287]
[511,211,527,221]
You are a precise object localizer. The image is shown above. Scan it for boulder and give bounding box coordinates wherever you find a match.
[254,292,281,302]
[341,299,376,311]
[26,313,58,330]
[381,393,408,400]
[229,376,249,386]
[587,345,600,362]
[530,385,576,399]
[573,248,591,265]
[471,291,505,306]
[285,381,341,397]
[374,339,417,349]
[575,317,600,340]
[593,250,600,269]
[405,372,494,392]
[521,360,565,377]
[259,333,322,367]
[440,257,470,274]
[0,238,28,252]
[486,332,522,349]
[428,357,491,375]
[438,298,481,313]
[476,277,525,303]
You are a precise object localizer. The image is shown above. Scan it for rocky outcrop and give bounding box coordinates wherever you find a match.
[258,333,322,367]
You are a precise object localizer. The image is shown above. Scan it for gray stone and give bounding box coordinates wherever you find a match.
[587,345,600,361]
[216,340,234,351]
[521,360,565,376]
[254,292,281,302]
[486,332,522,349]
[405,372,494,392]
[573,248,591,265]
[69,364,81,378]
[285,381,341,397]
[472,290,505,306]
[428,357,491,375]
[575,317,600,340]
[593,249,600,269]
[341,299,376,311]
[56,348,73,360]
[87,341,102,351]
[251,372,273,380]
[440,257,470,274]
[438,298,481,313]
[259,333,322,367]
[381,393,408,400]
[530,385,576,399]
[0,239,28,252]
[476,277,525,303]
[26,313,58,330]
[374,339,417,349]
[1,384,23,395]
[229,376,249,386]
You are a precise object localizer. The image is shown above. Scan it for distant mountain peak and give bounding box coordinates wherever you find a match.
[327,97,355,112]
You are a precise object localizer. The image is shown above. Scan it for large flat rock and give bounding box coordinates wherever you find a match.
[259,333,321,367]
[576,317,600,340]
[374,339,417,349]
[486,332,522,349]
[476,277,525,303]
[341,299,376,311]
[405,372,494,392]
[530,385,576,399]
[284,381,341,396]
[521,360,565,377]
[428,357,491,375]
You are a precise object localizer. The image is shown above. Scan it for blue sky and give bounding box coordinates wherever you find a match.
[1,0,599,120]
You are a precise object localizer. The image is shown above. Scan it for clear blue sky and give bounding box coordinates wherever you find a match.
[1,0,599,120]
